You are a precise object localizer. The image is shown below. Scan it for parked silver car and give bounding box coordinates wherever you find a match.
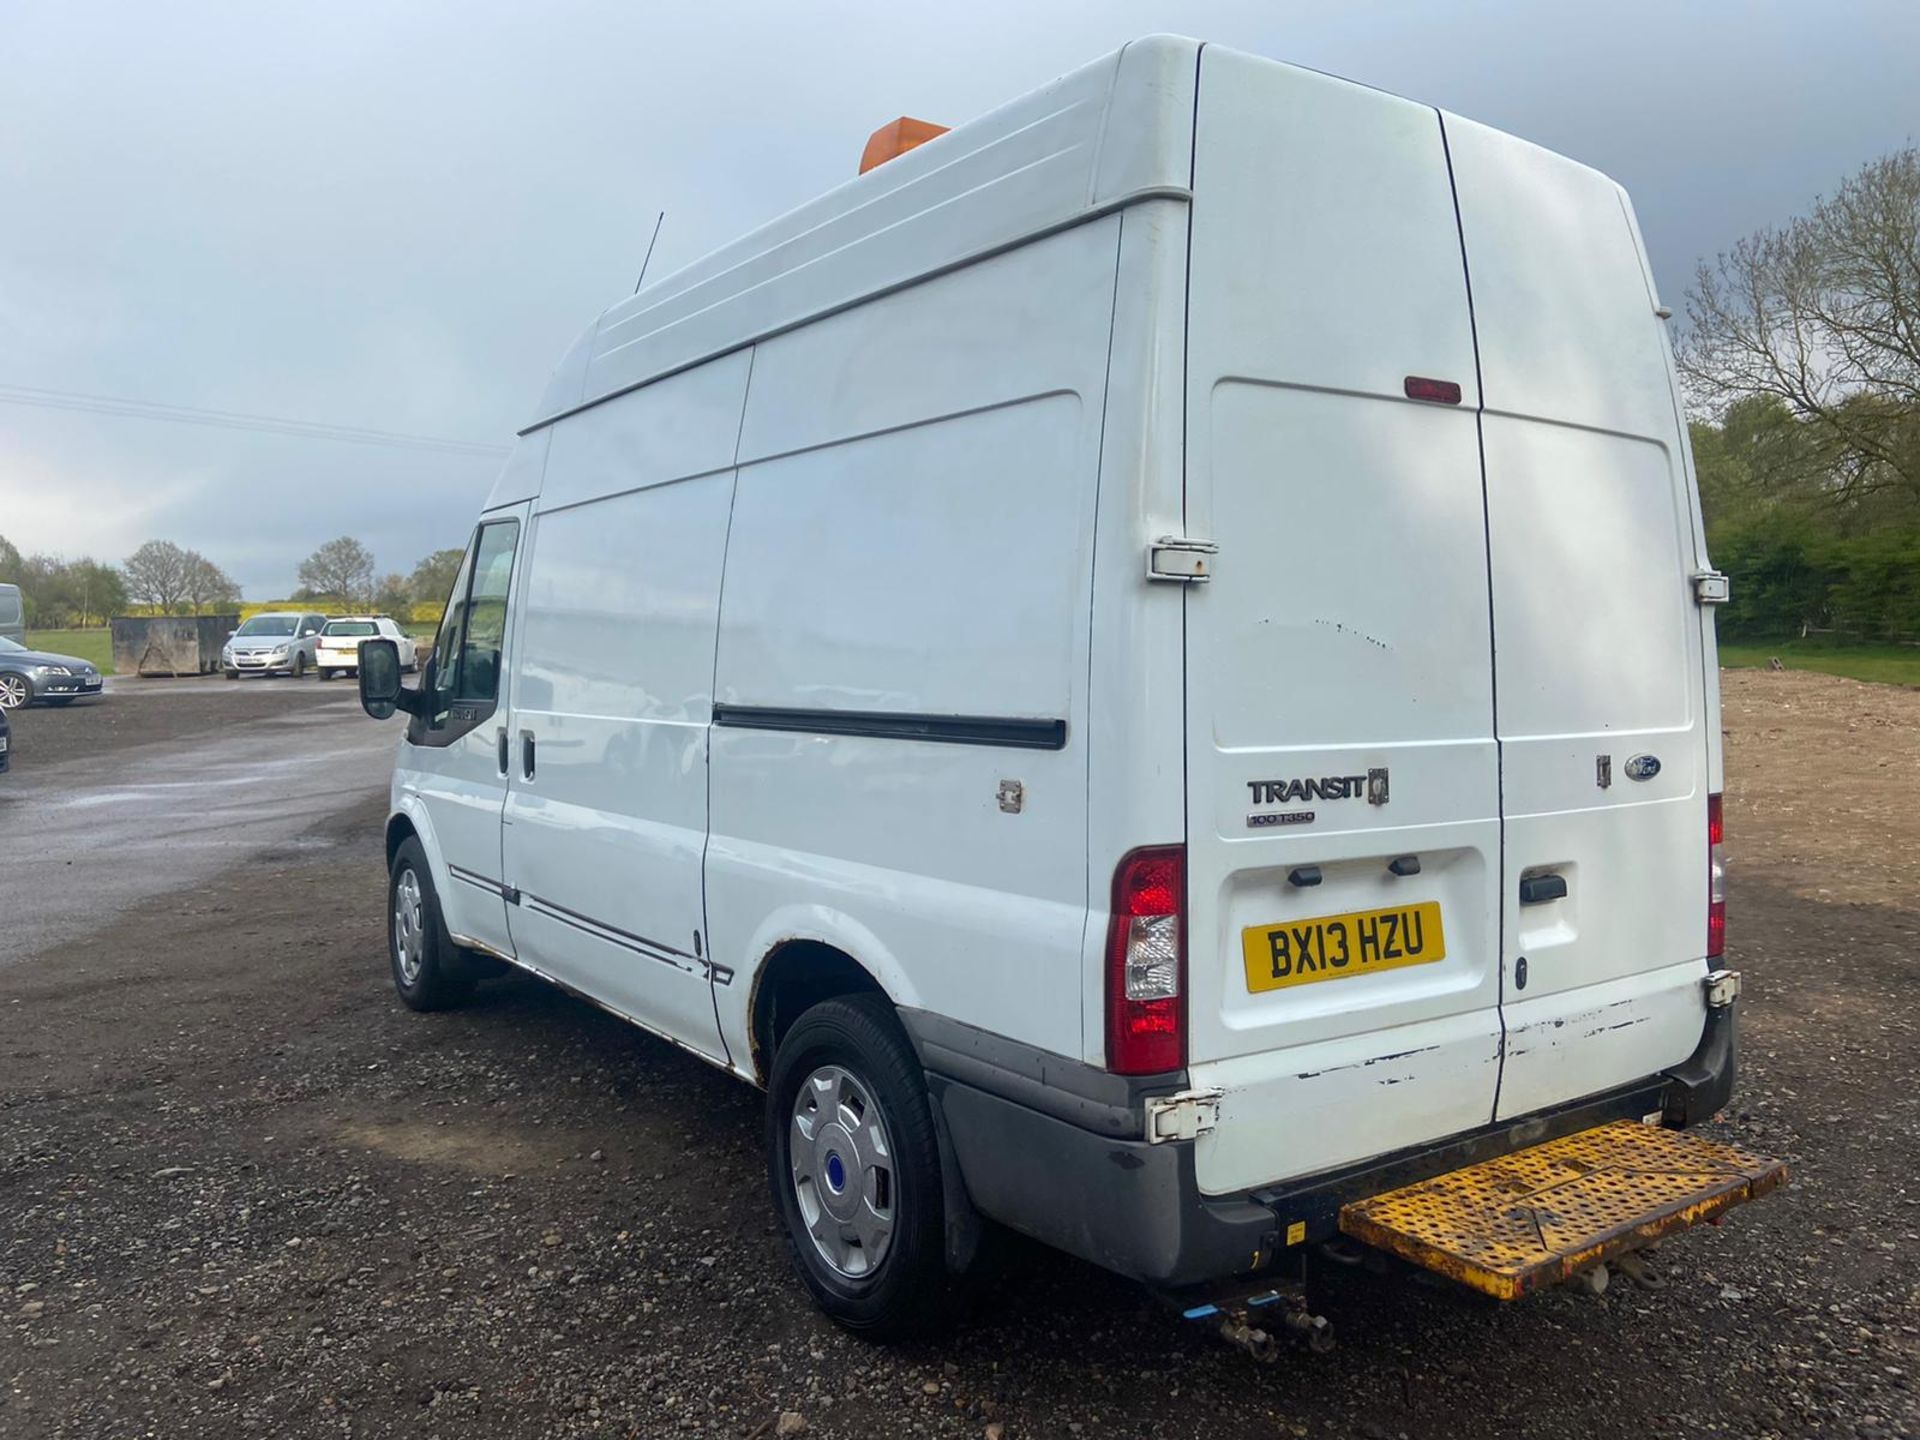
[221,612,326,679]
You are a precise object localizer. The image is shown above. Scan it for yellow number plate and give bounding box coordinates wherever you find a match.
[1242,901,1446,993]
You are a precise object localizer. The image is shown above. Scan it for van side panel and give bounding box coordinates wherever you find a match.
[1076,197,1193,1066]
[1182,51,1505,1195]
[499,353,753,1062]
[1441,117,1712,1120]
[706,219,1121,1064]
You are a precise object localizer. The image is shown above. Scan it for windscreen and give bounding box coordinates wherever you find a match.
[235,616,297,637]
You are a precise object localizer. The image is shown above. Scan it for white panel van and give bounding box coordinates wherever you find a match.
[356,38,1769,1341]
[0,584,25,644]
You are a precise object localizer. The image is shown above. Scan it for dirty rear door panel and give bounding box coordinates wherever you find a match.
[1182,52,1504,1195]
[1442,115,1711,1119]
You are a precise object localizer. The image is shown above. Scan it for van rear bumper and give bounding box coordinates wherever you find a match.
[908,1000,1736,1288]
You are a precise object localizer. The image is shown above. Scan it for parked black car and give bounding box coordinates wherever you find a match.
[0,706,11,772]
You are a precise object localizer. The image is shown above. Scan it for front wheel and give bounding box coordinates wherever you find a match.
[224,670,239,680]
[292,653,308,679]
[318,668,333,682]
[387,838,475,1012]
[0,674,31,709]
[767,994,948,1339]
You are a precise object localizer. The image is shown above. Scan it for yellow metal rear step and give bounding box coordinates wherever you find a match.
[1338,1120,1787,1300]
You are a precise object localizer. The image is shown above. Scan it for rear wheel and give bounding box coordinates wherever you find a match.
[767,994,948,1339]
[387,838,475,1012]
[0,674,30,708]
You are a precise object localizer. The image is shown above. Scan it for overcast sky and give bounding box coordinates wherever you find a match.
[2,1,1913,599]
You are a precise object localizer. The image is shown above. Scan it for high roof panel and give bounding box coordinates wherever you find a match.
[524,35,1202,432]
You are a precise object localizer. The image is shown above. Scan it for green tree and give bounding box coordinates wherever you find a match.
[70,559,130,626]
[372,571,411,618]
[408,547,465,607]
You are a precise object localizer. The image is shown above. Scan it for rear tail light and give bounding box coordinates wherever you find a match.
[1105,846,1185,1075]
[1707,793,1726,959]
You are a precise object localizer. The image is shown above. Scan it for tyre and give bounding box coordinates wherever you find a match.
[46,697,74,707]
[292,652,308,679]
[318,668,333,682]
[224,670,239,680]
[387,838,475,1012]
[767,994,948,1339]
[0,673,31,709]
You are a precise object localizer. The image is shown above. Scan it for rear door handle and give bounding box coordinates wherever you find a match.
[1519,873,1568,905]
[520,729,535,782]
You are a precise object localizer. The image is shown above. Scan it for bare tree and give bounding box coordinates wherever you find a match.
[1680,147,1920,505]
[297,536,376,607]
[123,540,193,613]
[181,551,241,614]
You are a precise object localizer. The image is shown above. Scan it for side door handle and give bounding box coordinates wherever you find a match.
[520,729,536,782]
[1519,872,1568,905]
[496,727,509,777]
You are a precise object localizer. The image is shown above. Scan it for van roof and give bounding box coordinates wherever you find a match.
[522,35,1204,435]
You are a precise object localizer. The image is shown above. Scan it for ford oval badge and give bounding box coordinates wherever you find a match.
[1624,754,1661,782]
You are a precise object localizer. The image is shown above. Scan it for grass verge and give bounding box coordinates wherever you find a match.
[24,628,113,671]
[1720,640,1920,687]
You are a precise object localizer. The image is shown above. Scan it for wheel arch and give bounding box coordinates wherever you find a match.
[385,811,418,869]
[747,939,901,1087]
[383,799,453,911]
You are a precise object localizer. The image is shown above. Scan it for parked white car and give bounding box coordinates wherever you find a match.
[317,616,416,681]
[351,37,1769,1342]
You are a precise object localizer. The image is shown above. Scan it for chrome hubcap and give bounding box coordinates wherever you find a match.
[790,1064,896,1279]
[0,676,25,708]
[393,868,425,985]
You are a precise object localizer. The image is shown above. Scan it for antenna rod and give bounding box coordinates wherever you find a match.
[633,211,666,295]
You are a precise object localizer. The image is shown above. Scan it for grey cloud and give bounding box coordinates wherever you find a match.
[3,0,1913,595]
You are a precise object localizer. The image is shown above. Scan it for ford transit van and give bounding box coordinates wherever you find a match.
[356,38,1778,1342]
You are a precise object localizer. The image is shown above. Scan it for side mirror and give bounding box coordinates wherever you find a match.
[357,637,421,719]
[304,628,318,637]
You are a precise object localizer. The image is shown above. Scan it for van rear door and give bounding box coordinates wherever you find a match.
[1442,117,1713,1120]
[1181,53,1504,1196]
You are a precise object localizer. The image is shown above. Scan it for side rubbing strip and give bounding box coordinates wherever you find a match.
[712,704,1067,751]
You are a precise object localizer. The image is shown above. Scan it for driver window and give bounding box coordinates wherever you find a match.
[430,520,520,715]
[428,548,475,714]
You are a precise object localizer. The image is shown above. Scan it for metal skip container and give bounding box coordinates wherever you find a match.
[109,615,240,677]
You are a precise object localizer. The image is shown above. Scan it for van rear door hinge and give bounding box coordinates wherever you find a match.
[1148,536,1218,583]
[1692,570,1731,605]
[1145,1088,1222,1144]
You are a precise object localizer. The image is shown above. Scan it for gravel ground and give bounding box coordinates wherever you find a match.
[2,673,334,770]
[2,669,1916,1439]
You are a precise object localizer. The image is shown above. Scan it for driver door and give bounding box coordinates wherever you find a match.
[398,507,529,959]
